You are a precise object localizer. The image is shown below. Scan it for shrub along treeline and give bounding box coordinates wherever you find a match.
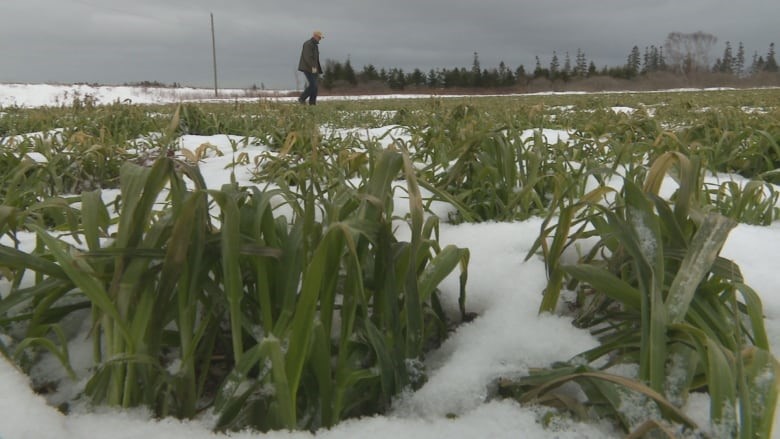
[322,36,780,93]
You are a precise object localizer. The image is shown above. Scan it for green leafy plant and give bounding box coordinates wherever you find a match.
[503,152,778,437]
[0,148,469,432]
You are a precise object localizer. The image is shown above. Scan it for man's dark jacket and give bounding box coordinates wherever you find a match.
[298,38,322,74]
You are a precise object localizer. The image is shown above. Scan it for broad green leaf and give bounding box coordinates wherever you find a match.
[734,283,770,350]
[517,369,698,430]
[563,264,642,310]
[80,189,109,252]
[417,245,468,303]
[741,347,779,439]
[29,224,131,343]
[285,223,346,412]
[0,244,66,278]
[210,187,244,363]
[666,212,736,324]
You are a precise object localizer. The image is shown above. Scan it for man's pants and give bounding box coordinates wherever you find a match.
[299,71,318,105]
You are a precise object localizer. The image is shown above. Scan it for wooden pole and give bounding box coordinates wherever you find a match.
[211,13,218,97]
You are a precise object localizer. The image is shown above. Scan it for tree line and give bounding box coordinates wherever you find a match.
[321,32,779,91]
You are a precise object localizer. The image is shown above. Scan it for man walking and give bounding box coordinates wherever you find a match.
[298,31,324,105]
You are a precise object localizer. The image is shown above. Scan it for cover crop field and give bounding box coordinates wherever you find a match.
[1,86,779,438]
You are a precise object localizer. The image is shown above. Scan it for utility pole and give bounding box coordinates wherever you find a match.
[211,13,218,97]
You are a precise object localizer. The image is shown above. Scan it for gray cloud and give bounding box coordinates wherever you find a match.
[2,0,778,89]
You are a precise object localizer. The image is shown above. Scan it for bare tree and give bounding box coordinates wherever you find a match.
[664,31,718,75]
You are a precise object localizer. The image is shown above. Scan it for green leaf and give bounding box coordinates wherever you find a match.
[734,283,770,351]
[665,212,736,324]
[741,347,779,439]
[563,264,642,310]
[209,187,245,364]
[417,245,468,303]
[28,224,131,344]
[285,223,346,414]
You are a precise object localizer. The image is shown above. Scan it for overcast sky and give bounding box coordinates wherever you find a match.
[2,0,778,90]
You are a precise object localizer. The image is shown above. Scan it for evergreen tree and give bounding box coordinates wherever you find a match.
[427,69,440,88]
[641,45,664,73]
[712,58,723,73]
[409,68,426,87]
[481,68,498,87]
[332,61,345,81]
[765,43,778,72]
[549,51,560,80]
[563,51,572,80]
[387,68,406,89]
[588,61,598,76]
[735,42,745,77]
[515,65,527,84]
[344,57,357,85]
[575,48,588,78]
[322,60,338,88]
[718,41,733,74]
[648,46,658,73]
[626,45,641,77]
[658,46,667,71]
[498,60,508,81]
[360,64,380,82]
[471,52,482,86]
[497,61,515,86]
[533,56,545,78]
[750,52,764,75]
[443,68,461,88]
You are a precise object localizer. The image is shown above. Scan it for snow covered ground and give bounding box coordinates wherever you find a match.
[0,83,293,108]
[0,83,778,439]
